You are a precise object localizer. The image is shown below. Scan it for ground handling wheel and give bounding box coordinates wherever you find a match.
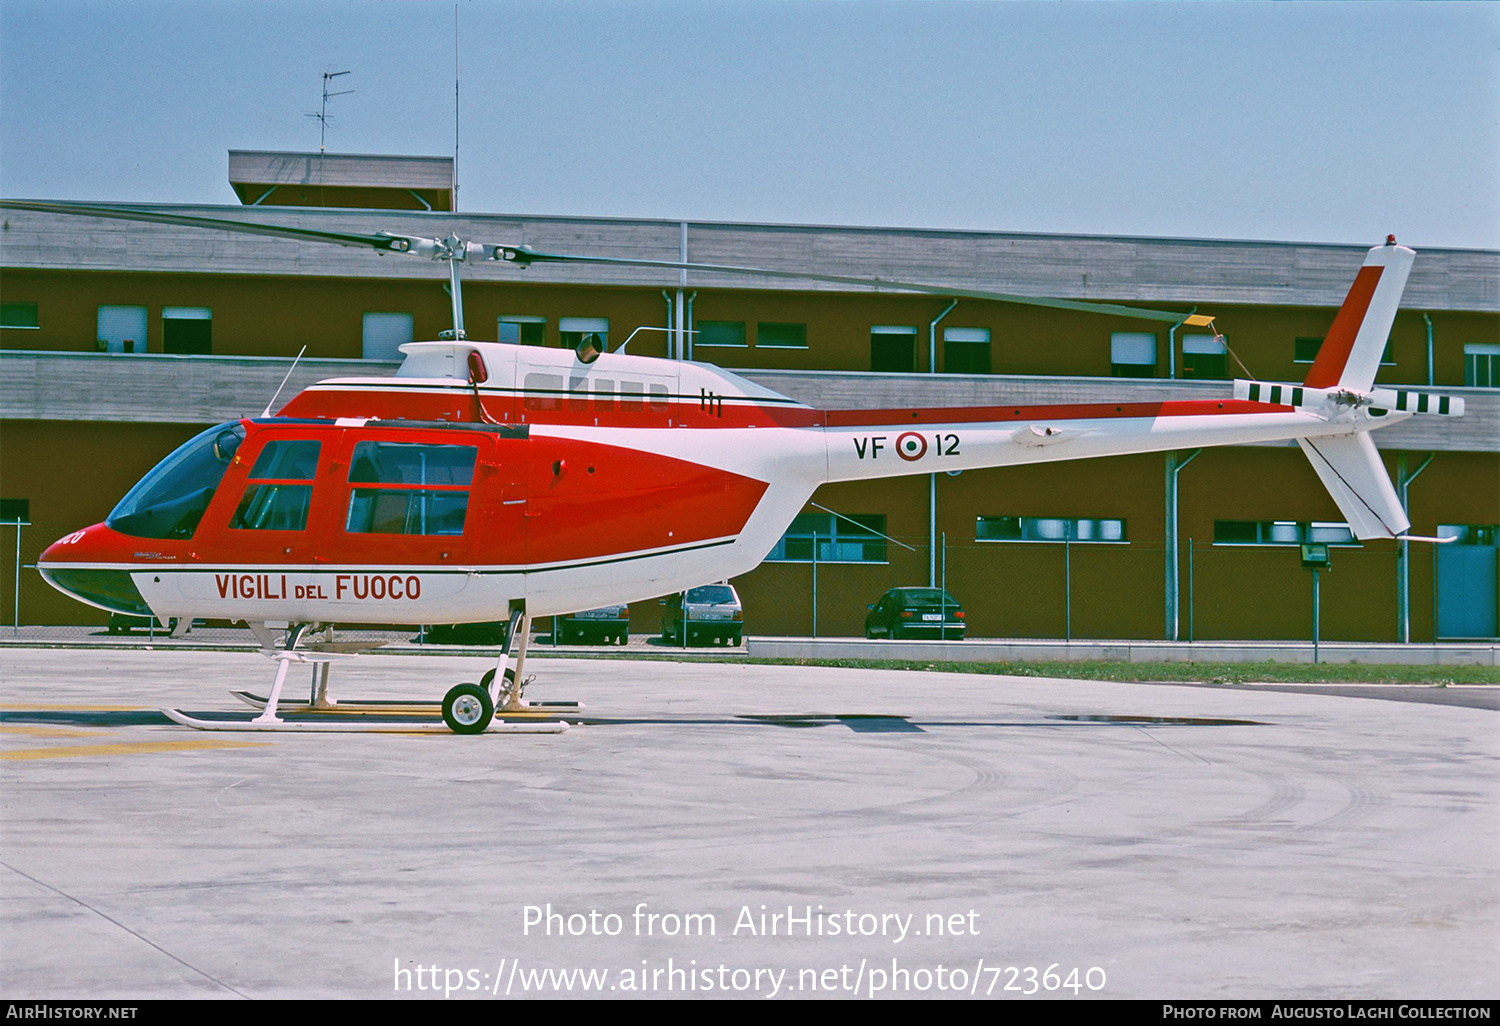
[478,667,516,692]
[442,683,494,734]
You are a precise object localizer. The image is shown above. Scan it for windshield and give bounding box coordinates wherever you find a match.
[686,585,736,604]
[107,422,245,539]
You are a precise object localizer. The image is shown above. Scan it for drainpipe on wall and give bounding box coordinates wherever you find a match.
[928,300,959,587]
[1423,313,1434,386]
[1165,448,1202,640]
[676,222,689,361]
[1167,311,1193,380]
[662,291,675,359]
[1396,452,1435,644]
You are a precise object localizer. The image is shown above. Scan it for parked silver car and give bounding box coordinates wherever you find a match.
[556,604,630,645]
[661,583,743,646]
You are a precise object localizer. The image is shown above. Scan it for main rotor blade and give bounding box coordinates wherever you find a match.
[2,199,1215,325]
[0,200,410,252]
[505,248,1215,325]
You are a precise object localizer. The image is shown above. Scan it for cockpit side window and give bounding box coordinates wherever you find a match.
[230,439,322,531]
[344,441,478,536]
[107,422,246,539]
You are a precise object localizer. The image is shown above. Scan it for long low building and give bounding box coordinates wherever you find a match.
[2,151,1496,642]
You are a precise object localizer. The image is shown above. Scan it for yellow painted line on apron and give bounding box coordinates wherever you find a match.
[1,739,270,761]
[0,726,103,738]
[0,704,150,711]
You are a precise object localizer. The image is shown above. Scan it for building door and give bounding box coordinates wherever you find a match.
[1436,525,1498,639]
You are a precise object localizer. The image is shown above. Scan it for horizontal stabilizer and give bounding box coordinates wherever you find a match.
[1296,434,1409,540]
[1237,381,1314,407]
[1234,380,1465,418]
[1366,387,1465,417]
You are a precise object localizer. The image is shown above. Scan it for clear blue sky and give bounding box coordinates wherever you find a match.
[2,1,1496,249]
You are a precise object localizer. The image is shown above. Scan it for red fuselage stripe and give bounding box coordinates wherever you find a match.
[823,398,1286,426]
[286,386,1290,430]
[1303,265,1383,389]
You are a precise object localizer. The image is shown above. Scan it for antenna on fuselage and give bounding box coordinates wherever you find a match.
[262,345,309,418]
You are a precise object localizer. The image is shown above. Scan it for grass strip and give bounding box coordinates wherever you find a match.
[732,657,1499,686]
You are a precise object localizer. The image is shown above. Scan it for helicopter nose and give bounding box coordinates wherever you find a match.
[37,524,154,616]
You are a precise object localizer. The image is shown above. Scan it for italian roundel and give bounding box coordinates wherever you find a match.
[896,432,927,461]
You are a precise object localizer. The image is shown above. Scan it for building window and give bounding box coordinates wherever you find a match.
[1464,344,1500,387]
[162,307,212,355]
[1299,335,1394,366]
[1111,332,1157,377]
[944,327,991,374]
[0,499,29,524]
[1182,334,1228,379]
[97,305,148,354]
[559,317,608,352]
[497,315,546,346]
[363,312,414,361]
[1,302,39,330]
[756,322,807,349]
[977,516,1127,543]
[870,325,915,372]
[1213,521,1358,545]
[696,321,746,347]
[767,513,887,562]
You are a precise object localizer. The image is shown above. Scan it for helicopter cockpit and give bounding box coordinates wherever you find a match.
[106,422,245,539]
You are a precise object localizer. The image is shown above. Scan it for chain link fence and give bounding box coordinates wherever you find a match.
[736,532,1445,645]
[0,517,1473,647]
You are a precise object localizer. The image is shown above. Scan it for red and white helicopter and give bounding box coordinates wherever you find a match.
[15,201,1463,733]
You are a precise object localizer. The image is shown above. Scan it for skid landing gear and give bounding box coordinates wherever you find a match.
[440,609,583,733]
[165,620,570,734]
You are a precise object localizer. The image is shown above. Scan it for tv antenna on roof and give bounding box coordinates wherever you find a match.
[304,70,354,154]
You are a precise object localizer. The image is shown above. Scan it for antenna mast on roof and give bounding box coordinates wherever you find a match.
[454,5,460,212]
[305,70,354,154]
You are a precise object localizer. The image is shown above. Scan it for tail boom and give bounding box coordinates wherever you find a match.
[821,399,1385,483]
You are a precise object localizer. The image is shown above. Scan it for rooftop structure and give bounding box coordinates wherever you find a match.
[227,150,455,211]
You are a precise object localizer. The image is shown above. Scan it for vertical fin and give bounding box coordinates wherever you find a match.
[1303,239,1414,392]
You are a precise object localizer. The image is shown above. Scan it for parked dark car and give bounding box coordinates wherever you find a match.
[106,613,205,634]
[661,583,743,646]
[556,604,630,645]
[864,588,965,640]
[421,621,511,646]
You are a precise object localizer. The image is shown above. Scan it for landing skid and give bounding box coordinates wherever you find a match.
[228,691,583,715]
[163,708,567,734]
[161,617,579,735]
